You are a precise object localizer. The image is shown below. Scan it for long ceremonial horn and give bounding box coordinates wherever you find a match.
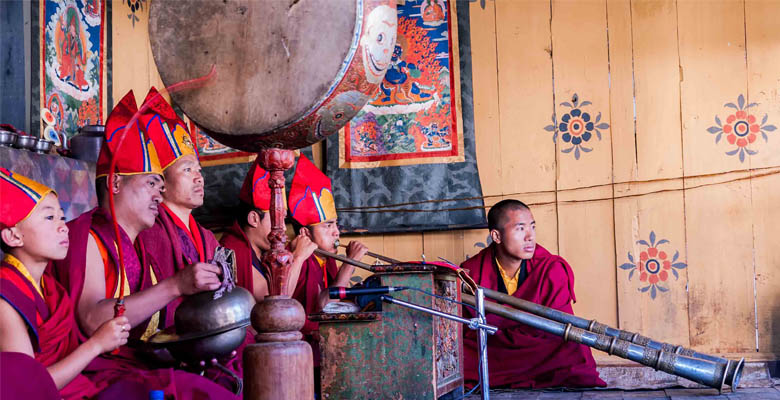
[337,243,402,264]
[314,246,743,391]
[461,293,743,392]
[314,249,374,271]
[470,286,744,389]
[313,249,435,274]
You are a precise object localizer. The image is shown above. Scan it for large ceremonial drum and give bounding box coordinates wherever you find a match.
[149,0,397,151]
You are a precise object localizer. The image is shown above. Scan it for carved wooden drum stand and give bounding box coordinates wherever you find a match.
[149,0,397,398]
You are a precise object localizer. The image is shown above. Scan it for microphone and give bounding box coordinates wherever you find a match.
[328,286,408,300]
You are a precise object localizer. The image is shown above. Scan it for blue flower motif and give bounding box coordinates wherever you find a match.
[560,109,595,143]
[543,93,609,160]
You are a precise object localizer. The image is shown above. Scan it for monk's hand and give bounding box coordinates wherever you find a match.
[346,241,368,261]
[291,235,318,262]
[176,262,222,295]
[91,316,130,354]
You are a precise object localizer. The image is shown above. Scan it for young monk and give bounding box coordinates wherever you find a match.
[287,155,368,366]
[461,199,605,388]
[220,158,317,301]
[0,168,130,399]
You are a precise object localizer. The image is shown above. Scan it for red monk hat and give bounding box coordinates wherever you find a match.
[0,168,56,229]
[238,159,276,212]
[139,87,198,170]
[96,90,163,178]
[288,155,337,226]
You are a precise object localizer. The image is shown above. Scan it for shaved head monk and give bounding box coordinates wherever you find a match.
[51,90,235,399]
[461,199,605,389]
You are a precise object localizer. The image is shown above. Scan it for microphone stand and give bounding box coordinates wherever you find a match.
[475,288,490,400]
[380,287,495,400]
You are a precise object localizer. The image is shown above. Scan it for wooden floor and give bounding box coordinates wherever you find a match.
[464,387,780,399]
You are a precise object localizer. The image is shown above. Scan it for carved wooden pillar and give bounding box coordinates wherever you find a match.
[244,148,313,400]
[259,148,295,296]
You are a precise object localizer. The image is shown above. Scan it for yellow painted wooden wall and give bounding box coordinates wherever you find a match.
[112,0,780,362]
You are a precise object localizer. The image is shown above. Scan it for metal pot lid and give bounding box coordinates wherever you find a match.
[78,125,105,135]
[148,319,250,346]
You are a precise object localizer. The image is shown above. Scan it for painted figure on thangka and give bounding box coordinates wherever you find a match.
[347,0,457,159]
[43,0,104,144]
[192,122,232,156]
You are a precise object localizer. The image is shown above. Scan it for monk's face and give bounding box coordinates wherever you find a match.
[115,174,164,230]
[309,218,339,252]
[250,210,272,252]
[10,193,70,261]
[163,155,204,210]
[493,208,536,260]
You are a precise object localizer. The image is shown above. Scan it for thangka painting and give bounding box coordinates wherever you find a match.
[40,0,106,145]
[189,120,256,167]
[339,0,465,168]
[326,0,485,233]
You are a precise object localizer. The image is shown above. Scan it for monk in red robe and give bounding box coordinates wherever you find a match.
[134,88,250,388]
[287,155,368,368]
[461,199,605,389]
[219,158,316,301]
[0,168,132,399]
[51,90,235,399]
[137,87,219,287]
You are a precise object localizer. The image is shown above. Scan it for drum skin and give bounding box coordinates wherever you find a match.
[149,0,397,151]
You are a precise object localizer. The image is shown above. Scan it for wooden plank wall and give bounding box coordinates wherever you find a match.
[111,0,780,361]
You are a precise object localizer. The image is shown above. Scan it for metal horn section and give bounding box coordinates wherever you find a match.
[472,286,744,389]
[313,249,436,274]
[337,242,402,264]
[462,293,738,393]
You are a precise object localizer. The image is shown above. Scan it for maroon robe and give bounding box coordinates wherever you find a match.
[1,258,106,399]
[0,352,60,400]
[461,244,605,389]
[138,206,248,388]
[49,207,237,399]
[52,207,175,340]
[139,206,218,329]
[292,254,339,367]
[139,205,219,273]
[218,221,266,294]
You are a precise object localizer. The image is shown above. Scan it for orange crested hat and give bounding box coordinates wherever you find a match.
[96,90,163,178]
[238,159,277,212]
[139,87,198,170]
[288,155,337,226]
[0,168,56,229]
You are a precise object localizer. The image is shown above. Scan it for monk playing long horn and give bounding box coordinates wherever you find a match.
[287,155,368,384]
[461,199,606,389]
[219,158,317,301]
